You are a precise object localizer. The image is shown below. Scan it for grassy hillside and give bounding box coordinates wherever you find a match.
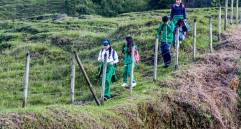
[0,0,65,19]
[0,0,231,19]
[0,7,227,110]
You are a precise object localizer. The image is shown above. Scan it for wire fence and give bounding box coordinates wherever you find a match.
[0,3,240,108]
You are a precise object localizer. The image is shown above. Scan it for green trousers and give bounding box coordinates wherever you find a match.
[122,64,136,84]
[98,63,116,98]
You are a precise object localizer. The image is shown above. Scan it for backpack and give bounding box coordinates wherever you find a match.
[101,48,116,61]
[134,48,140,64]
[122,44,140,64]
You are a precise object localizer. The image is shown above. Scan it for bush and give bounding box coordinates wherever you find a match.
[0,34,18,42]
[16,26,42,34]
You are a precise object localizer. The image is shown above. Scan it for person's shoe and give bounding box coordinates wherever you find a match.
[131,81,137,87]
[162,65,169,68]
[132,82,137,87]
[122,83,128,87]
[104,96,111,101]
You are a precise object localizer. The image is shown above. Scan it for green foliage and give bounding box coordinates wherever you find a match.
[148,0,175,9]
[0,0,227,19]
[0,8,225,109]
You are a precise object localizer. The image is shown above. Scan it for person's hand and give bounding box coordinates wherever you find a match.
[110,62,114,65]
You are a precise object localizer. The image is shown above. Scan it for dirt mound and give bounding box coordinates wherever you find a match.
[138,95,225,129]
[154,26,241,128]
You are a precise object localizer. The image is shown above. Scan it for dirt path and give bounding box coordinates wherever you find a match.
[151,26,241,129]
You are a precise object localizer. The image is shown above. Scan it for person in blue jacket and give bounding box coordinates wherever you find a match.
[171,0,190,32]
[171,0,186,24]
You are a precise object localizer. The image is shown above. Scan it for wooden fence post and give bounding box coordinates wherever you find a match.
[130,46,135,95]
[154,38,159,81]
[225,0,228,30]
[193,19,197,62]
[218,6,222,42]
[175,27,180,70]
[70,54,75,104]
[22,51,30,108]
[231,0,234,24]
[101,54,107,104]
[74,51,101,106]
[236,0,239,24]
[209,16,213,53]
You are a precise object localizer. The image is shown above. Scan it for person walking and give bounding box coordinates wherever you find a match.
[121,36,139,88]
[97,39,119,100]
[157,16,175,68]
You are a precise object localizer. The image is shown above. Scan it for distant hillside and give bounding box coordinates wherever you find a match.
[0,0,239,19]
[0,0,65,19]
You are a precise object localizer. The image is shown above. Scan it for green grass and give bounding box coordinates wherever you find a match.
[0,7,233,110]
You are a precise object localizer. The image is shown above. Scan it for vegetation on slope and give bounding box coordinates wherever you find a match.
[0,7,229,109]
[0,6,240,128]
[0,0,238,19]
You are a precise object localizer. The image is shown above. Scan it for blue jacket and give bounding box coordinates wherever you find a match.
[170,4,186,20]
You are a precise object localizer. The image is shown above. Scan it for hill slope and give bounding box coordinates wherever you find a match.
[0,8,222,109]
[0,25,240,129]
[0,7,240,128]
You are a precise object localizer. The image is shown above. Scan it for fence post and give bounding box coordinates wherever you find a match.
[236,0,239,24]
[225,0,228,30]
[209,16,213,53]
[240,10,241,23]
[74,51,101,106]
[175,27,180,70]
[218,6,222,42]
[154,38,159,81]
[231,0,234,24]
[70,54,75,104]
[22,51,30,108]
[193,19,197,62]
[130,46,135,95]
[101,54,107,104]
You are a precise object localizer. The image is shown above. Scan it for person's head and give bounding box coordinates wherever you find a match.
[125,36,134,54]
[126,36,133,46]
[101,39,111,49]
[162,16,169,23]
[177,19,184,27]
[176,0,182,5]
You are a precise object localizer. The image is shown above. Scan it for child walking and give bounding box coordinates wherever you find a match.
[171,0,190,33]
[157,16,175,68]
[97,39,119,100]
[121,36,139,88]
[171,0,187,24]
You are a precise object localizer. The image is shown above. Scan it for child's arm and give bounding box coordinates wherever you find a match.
[113,51,119,64]
[183,5,187,20]
[166,22,175,33]
[98,50,102,62]
[170,5,174,20]
[156,23,163,40]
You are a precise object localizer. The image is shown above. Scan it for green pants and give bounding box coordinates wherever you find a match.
[100,64,115,98]
[122,64,136,84]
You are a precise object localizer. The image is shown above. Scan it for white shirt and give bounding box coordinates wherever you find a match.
[98,48,119,64]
